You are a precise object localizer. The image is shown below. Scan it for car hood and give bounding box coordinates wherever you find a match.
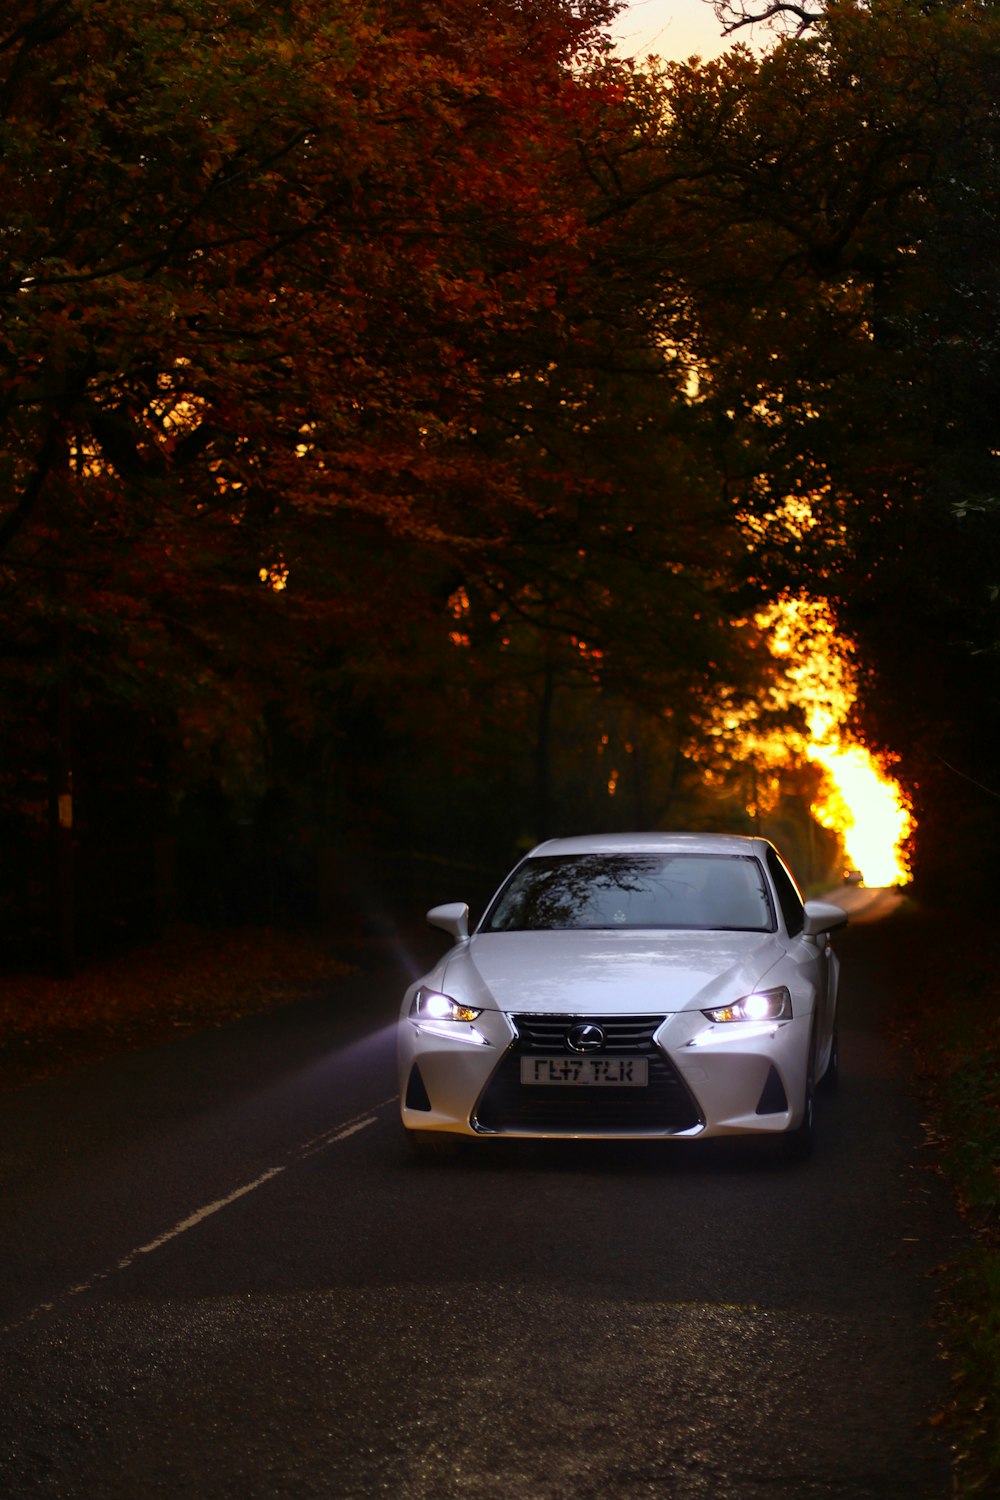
[438,929,785,1015]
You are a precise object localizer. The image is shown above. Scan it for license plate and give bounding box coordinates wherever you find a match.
[520,1056,649,1087]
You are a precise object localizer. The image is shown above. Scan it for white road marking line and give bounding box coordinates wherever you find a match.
[5,1097,399,1333]
[300,1096,397,1155]
[120,1166,287,1266]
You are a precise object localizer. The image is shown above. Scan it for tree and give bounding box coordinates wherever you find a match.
[1,0,636,956]
[710,0,823,37]
[2,0,627,610]
[2,0,830,960]
[623,0,1000,889]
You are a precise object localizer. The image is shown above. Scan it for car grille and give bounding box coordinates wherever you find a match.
[473,1014,703,1135]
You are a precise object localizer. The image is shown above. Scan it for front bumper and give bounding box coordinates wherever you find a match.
[398,1008,812,1141]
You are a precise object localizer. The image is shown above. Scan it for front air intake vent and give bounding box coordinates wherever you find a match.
[473,1014,703,1135]
[755,1065,788,1115]
[406,1064,433,1112]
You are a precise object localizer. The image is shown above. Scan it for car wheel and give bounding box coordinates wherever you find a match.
[783,1038,816,1162]
[819,1025,839,1095]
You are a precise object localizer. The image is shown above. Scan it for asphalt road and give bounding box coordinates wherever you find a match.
[0,892,962,1499]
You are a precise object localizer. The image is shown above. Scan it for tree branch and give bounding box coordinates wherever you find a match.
[711,1,822,37]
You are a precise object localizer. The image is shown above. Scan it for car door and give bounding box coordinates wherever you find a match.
[766,846,834,1070]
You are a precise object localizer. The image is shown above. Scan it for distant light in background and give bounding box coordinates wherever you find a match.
[809,741,913,887]
[259,561,289,591]
[764,595,914,885]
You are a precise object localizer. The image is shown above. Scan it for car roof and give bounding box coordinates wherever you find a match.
[525,832,772,859]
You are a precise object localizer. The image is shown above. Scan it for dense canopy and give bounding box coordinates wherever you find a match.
[2,0,998,959]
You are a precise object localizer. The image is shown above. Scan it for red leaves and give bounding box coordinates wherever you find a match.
[0,0,633,754]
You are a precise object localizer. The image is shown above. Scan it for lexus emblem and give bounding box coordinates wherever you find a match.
[566,1023,605,1053]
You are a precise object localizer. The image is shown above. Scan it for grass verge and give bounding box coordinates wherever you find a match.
[0,923,353,1088]
[907,911,1000,1496]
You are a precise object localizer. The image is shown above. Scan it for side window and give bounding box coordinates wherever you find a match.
[766,848,805,937]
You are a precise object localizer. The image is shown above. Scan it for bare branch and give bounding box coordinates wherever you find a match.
[711,1,823,37]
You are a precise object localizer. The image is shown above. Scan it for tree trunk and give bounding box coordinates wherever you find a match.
[48,675,75,976]
[533,646,556,842]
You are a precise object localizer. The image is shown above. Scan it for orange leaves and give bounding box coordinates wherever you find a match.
[1,0,682,838]
[0,923,352,1085]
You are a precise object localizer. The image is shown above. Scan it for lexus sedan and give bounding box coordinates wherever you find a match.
[398,832,847,1158]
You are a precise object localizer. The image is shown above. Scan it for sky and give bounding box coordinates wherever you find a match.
[609,0,733,61]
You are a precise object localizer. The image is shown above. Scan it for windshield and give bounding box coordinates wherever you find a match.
[480,853,775,933]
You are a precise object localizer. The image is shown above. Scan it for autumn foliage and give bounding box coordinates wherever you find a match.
[2,0,624,679]
[4,0,1000,956]
[3,0,778,950]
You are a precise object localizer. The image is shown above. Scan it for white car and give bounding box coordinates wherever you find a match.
[398,832,847,1158]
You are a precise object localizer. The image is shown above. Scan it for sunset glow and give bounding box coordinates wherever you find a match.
[765,596,914,885]
[808,741,913,886]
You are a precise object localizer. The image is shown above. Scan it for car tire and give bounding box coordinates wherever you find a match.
[783,1038,816,1162]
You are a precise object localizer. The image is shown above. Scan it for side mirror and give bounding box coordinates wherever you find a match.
[427,902,470,943]
[802,899,849,937]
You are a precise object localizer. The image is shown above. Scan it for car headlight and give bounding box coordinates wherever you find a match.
[410,987,482,1023]
[702,987,792,1024]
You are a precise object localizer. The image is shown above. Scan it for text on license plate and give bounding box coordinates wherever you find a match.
[520,1056,649,1087]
